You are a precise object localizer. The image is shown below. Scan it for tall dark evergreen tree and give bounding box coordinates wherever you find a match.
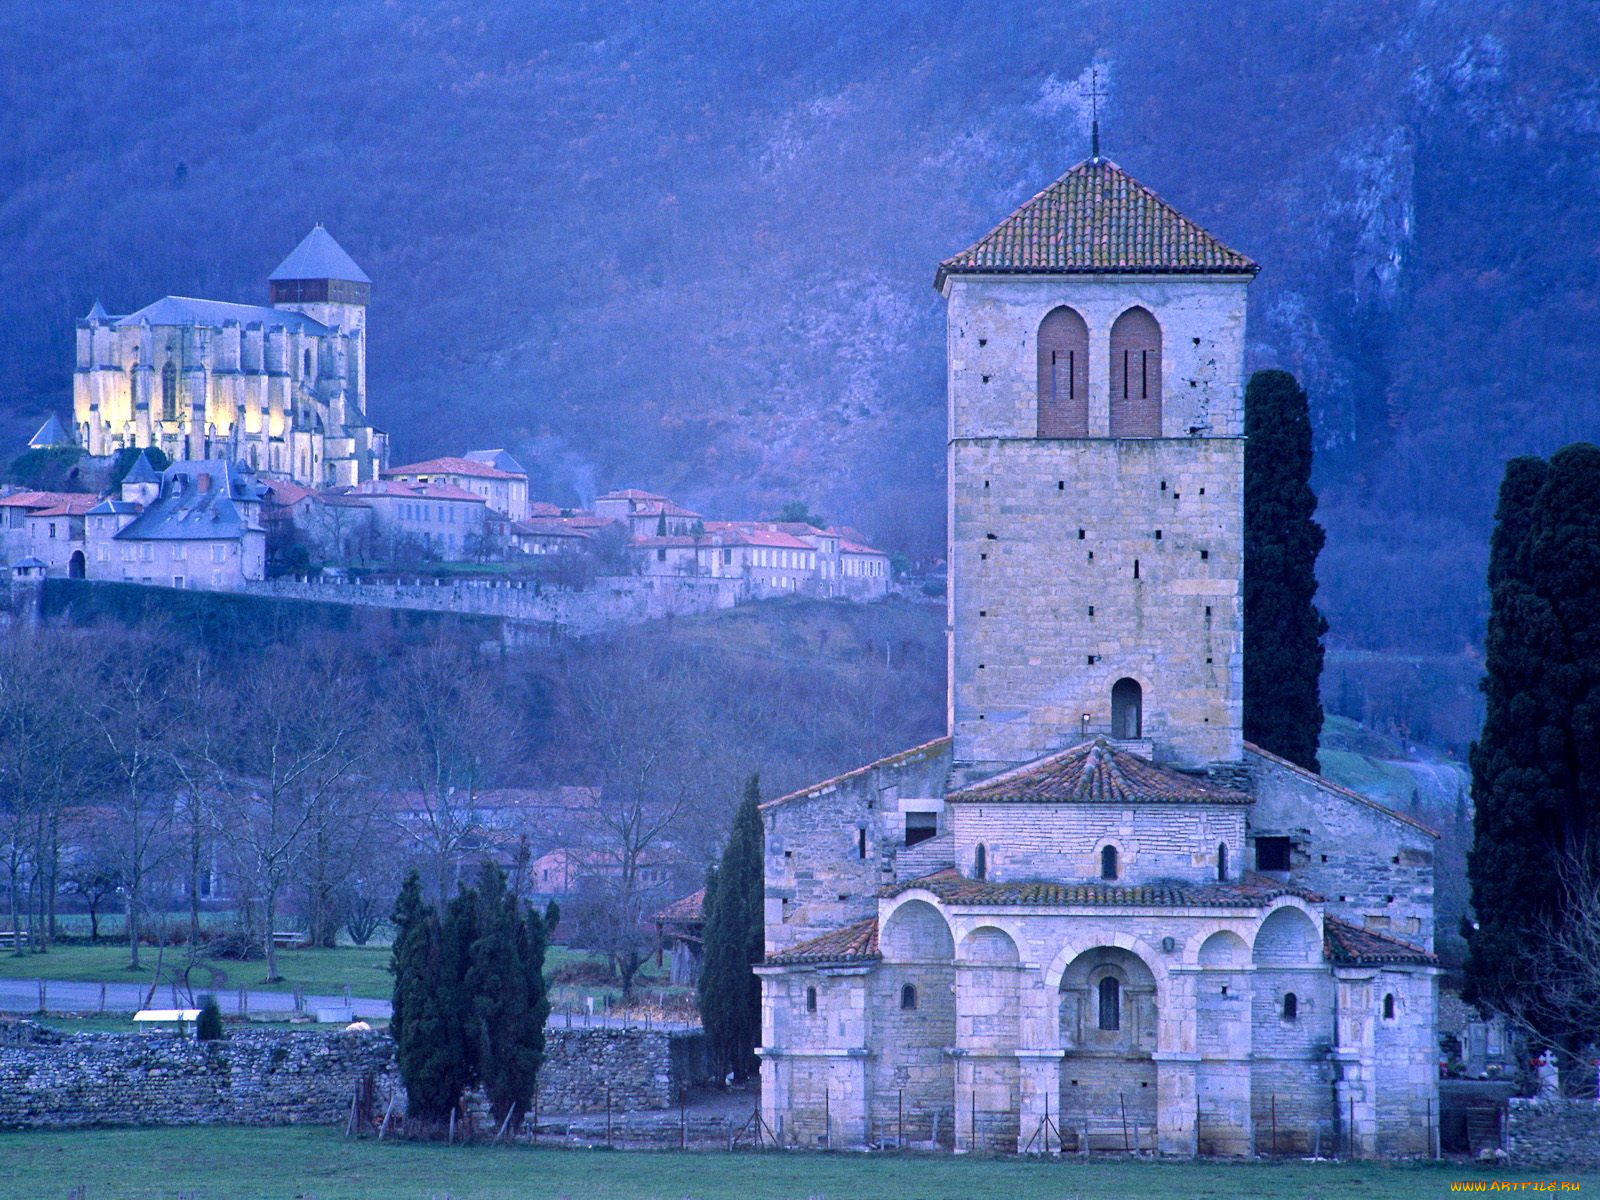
[1243,369,1328,770]
[390,872,471,1123]
[1467,445,1600,1071]
[464,862,552,1128]
[698,773,765,1081]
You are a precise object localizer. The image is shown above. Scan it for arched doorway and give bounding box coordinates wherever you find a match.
[68,550,86,579]
[1111,678,1143,739]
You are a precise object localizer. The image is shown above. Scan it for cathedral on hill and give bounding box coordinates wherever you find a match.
[757,153,1439,1157]
[72,226,387,488]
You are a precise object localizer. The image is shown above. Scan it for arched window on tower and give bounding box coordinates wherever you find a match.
[1111,677,1143,740]
[974,843,987,881]
[1036,306,1089,437]
[1097,976,1121,1031]
[1282,992,1298,1021]
[1109,307,1162,436]
[900,984,918,1011]
[1100,845,1119,881]
[1383,993,1396,1020]
[1217,842,1229,881]
[161,361,178,422]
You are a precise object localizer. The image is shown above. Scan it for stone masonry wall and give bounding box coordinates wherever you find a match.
[1507,1099,1600,1171]
[0,1024,710,1128]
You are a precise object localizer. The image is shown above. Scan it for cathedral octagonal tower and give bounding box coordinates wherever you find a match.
[937,156,1258,775]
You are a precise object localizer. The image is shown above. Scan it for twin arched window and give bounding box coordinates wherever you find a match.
[1036,306,1162,438]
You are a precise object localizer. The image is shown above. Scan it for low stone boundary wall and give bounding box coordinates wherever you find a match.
[0,1022,711,1128]
[1506,1098,1600,1171]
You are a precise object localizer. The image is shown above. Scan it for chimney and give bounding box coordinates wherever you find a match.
[196,473,212,493]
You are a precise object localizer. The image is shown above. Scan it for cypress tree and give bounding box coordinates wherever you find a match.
[1243,369,1328,770]
[1467,446,1600,1065]
[388,871,426,1047]
[465,863,552,1129]
[391,899,470,1123]
[698,774,765,1081]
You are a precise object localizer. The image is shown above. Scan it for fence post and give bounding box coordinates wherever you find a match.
[899,1088,904,1150]
[680,1087,686,1150]
[970,1088,976,1154]
[1271,1093,1277,1157]
[606,1084,612,1148]
[1348,1094,1356,1159]
[239,986,248,1017]
[38,979,45,1013]
[99,983,106,1013]
[824,1087,831,1150]
[1120,1093,1130,1153]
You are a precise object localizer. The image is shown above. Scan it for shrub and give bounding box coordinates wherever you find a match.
[196,995,224,1041]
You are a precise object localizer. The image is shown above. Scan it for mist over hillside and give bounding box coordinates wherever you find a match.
[3,0,1596,672]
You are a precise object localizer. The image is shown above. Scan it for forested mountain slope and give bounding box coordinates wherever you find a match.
[3,0,1596,665]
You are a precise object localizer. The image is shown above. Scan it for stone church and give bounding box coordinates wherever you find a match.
[72,226,387,487]
[756,154,1439,1157]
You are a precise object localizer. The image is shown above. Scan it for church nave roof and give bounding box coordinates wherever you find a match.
[948,739,1251,807]
[765,918,880,967]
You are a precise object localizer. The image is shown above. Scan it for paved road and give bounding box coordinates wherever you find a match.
[0,977,698,1031]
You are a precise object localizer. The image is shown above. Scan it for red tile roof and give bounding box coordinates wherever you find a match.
[384,456,522,481]
[0,490,89,510]
[29,495,98,517]
[1323,916,1437,966]
[766,918,880,966]
[936,157,1258,289]
[654,888,705,925]
[350,480,486,503]
[949,739,1251,806]
[886,870,1317,910]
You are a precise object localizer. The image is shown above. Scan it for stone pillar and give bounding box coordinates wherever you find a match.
[1015,1050,1064,1153]
[1334,969,1377,1158]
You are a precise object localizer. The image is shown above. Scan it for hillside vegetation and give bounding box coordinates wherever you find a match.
[3,1,1596,695]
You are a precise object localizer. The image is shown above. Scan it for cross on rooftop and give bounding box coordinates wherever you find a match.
[1087,66,1107,160]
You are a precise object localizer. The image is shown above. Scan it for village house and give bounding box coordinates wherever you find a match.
[382,453,530,522]
[345,478,490,560]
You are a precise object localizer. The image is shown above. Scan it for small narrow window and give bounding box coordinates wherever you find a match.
[900,984,918,1011]
[857,829,867,860]
[1200,549,1210,561]
[1383,993,1396,1020]
[806,986,818,1013]
[1098,976,1120,1031]
[1133,559,1140,579]
[1283,992,1298,1021]
[974,843,987,880]
[1217,842,1228,881]
[1100,845,1118,881]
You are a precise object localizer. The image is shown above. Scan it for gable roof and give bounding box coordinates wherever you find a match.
[948,739,1251,806]
[653,888,706,925]
[1243,742,1441,838]
[761,736,953,812]
[116,296,328,334]
[766,918,880,966]
[269,225,371,284]
[122,451,161,485]
[935,157,1258,290]
[1323,916,1436,966]
[464,449,527,475]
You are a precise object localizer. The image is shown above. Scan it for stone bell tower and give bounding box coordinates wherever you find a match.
[270,224,371,407]
[937,154,1258,776]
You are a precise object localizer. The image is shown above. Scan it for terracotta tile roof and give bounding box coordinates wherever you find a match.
[350,480,485,503]
[654,888,705,925]
[935,158,1258,290]
[766,918,880,966]
[0,490,88,510]
[949,739,1250,806]
[29,495,98,517]
[1323,916,1437,966]
[1243,742,1441,838]
[886,870,1316,910]
[385,456,522,481]
[528,501,566,518]
[761,736,952,812]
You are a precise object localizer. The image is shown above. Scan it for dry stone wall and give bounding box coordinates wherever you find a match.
[0,1023,711,1128]
[1507,1098,1600,1171]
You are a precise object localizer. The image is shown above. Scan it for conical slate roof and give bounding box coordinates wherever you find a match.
[121,450,161,485]
[269,225,370,284]
[85,300,111,322]
[28,415,73,448]
[935,157,1257,289]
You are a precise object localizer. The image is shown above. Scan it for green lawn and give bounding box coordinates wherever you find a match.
[0,1128,1588,1200]
[0,942,395,998]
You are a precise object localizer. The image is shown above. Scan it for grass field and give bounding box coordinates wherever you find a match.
[0,942,396,998]
[0,1127,1586,1200]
